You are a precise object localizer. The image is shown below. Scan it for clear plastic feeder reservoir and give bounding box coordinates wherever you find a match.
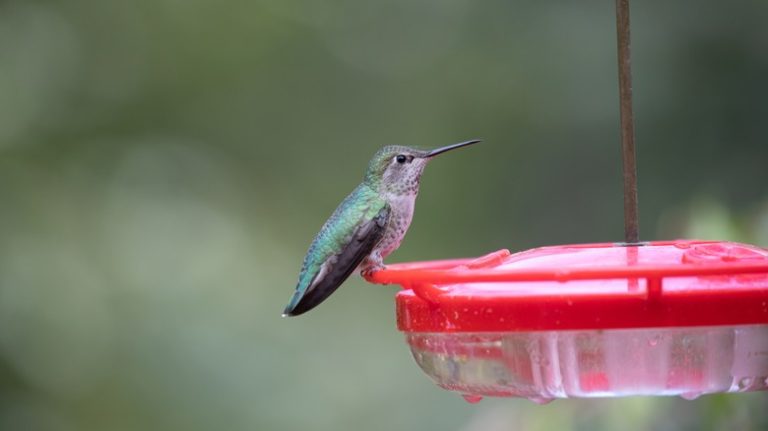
[367,240,768,401]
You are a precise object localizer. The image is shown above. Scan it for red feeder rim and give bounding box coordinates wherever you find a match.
[365,240,768,332]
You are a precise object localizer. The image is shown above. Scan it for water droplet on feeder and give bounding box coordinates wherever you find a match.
[738,377,753,390]
[680,392,701,400]
[462,394,483,404]
[528,396,553,405]
[648,335,661,346]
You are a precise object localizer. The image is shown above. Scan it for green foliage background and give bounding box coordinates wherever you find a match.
[0,1,766,430]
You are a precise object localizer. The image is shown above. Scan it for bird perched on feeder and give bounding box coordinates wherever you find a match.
[283,139,481,316]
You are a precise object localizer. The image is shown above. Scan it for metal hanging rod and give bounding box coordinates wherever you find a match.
[615,0,640,244]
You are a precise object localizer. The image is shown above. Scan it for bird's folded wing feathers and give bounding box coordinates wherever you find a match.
[284,203,390,316]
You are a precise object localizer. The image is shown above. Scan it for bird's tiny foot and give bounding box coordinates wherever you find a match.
[360,264,386,277]
[360,251,385,277]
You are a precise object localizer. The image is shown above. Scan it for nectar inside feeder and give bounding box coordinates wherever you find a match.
[366,241,768,401]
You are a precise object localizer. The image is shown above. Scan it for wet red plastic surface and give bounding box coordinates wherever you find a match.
[364,240,768,332]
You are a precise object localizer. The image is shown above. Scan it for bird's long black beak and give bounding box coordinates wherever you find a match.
[426,139,481,158]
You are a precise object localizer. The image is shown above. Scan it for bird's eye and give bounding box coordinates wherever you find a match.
[395,155,407,164]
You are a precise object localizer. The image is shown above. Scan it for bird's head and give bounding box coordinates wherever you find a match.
[364,140,480,195]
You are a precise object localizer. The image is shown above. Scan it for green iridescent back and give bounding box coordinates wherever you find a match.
[288,183,387,310]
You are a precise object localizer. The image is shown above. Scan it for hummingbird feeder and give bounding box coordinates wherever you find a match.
[365,0,768,402]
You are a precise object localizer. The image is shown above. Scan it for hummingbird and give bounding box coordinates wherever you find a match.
[283,139,480,317]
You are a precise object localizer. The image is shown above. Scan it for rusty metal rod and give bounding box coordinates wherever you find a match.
[616,0,639,243]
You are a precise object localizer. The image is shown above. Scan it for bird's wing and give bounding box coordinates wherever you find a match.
[284,193,390,316]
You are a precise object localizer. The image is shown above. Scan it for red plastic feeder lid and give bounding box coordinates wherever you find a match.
[366,240,768,332]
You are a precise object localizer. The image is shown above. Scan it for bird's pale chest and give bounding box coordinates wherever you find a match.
[376,192,418,258]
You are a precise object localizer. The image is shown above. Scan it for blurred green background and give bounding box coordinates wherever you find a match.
[1,0,767,430]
